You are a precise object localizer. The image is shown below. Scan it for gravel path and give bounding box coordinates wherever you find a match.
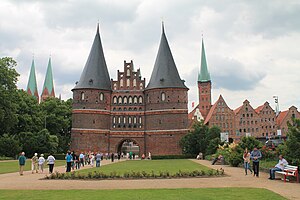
[0,159,299,200]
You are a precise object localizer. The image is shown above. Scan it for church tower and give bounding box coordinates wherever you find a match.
[145,23,189,155]
[71,24,112,152]
[198,39,211,119]
[41,57,55,102]
[26,59,39,102]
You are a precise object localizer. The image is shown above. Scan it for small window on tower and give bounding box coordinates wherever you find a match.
[99,93,104,101]
[81,92,85,100]
[133,79,137,87]
[140,83,143,90]
[161,92,166,101]
[127,69,130,76]
[120,79,124,87]
[127,79,130,87]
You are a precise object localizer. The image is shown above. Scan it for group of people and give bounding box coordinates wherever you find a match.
[243,147,288,180]
[18,152,56,176]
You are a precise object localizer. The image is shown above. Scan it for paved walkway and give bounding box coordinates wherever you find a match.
[0,159,299,200]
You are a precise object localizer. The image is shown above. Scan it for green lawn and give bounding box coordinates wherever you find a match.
[0,160,66,174]
[0,188,285,200]
[77,159,210,176]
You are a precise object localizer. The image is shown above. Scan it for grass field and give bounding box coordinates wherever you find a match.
[0,188,285,200]
[0,160,66,174]
[76,159,211,176]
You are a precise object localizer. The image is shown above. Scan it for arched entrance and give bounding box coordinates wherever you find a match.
[117,139,140,156]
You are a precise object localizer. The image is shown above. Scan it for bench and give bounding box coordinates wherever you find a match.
[275,165,299,183]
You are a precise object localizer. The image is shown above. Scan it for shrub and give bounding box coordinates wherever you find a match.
[152,154,195,160]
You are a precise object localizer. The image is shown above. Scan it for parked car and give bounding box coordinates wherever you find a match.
[265,139,283,148]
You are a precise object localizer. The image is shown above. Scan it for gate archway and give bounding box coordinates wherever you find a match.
[117,139,140,156]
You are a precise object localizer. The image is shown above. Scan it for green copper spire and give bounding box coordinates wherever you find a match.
[41,57,55,101]
[26,59,39,100]
[198,39,211,82]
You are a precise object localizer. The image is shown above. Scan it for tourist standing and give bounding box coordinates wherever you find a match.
[79,152,85,167]
[65,151,72,172]
[18,152,26,176]
[111,153,115,162]
[250,147,262,177]
[90,153,95,167]
[269,155,288,180]
[38,154,45,173]
[31,153,38,174]
[46,154,55,174]
[148,152,152,160]
[117,152,121,161]
[96,152,101,167]
[243,148,252,175]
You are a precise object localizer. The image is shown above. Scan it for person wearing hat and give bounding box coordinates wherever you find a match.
[46,154,55,174]
[38,154,45,173]
[18,152,26,176]
[31,153,38,174]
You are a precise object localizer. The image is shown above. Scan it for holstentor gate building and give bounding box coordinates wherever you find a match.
[71,24,189,155]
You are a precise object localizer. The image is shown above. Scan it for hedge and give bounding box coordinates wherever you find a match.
[152,154,195,160]
[43,153,66,160]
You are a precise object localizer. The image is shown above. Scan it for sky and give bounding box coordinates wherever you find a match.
[0,0,299,112]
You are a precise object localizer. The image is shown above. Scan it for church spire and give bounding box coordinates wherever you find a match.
[146,23,187,90]
[73,23,111,91]
[26,59,39,102]
[41,57,55,101]
[198,38,211,82]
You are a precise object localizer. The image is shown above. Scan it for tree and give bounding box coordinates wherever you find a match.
[180,121,221,155]
[12,90,43,134]
[286,118,300,165]
[0,134,21,157]
[0,57,19,135]
[40,97,72,152]
[238,136,262,151]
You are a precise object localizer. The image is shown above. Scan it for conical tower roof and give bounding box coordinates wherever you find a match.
[42,57,55,98]
[198,39,211,82]
[26,59,39,100]
[146,23,187,90]
[73,24,111,91]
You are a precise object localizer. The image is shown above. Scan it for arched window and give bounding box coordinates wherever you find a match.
[120,79,124,87]
[113,117,116,123]
[127,69,130,76]
[161,92,166,101]
[128,96,133,104]
[113,83,117,90]
[99,93,104,101]
[81,92,85,100]
[139,117,142,123]
[113,96,117,104]
[147,95,150,103]
[139,96,143,104]
[133,116,137,124]
[118,116,121,124]
[128,116,132,124]
[118,96,122,104]
[123,116,126,124]
[127,79,130,87]
[123,96,128,104]
[133,96,138,104]
[133,79,137,87]
[140,83,143,90]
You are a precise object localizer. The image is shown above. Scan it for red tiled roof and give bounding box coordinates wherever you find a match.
[276,110,288,125]
[234,105,243,115]
[204,101,218,124]
[255,104,264,114]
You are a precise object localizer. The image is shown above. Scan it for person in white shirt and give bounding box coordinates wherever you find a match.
[46,154,55,174]
[38,154,45,173]
[269,155,288,180]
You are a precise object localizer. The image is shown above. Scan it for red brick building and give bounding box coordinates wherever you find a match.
[71,24,189,155]
[190,39,299,142]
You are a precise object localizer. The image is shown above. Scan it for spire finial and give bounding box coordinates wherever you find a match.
[97,21,100,34]
[161,20,165,34]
